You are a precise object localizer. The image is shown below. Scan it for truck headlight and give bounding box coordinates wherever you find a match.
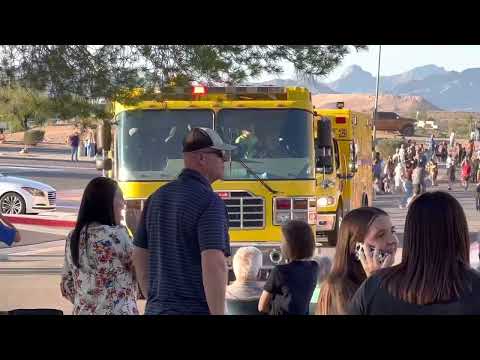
[275,211,291,225]
[22,187,45,197]
[317,196,335,207]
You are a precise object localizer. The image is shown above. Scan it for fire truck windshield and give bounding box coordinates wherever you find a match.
[217,109,315,180]
[117,109,214,181]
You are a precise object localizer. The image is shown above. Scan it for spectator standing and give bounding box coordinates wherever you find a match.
[226,246,263,315]
[472,156,480,183]
[461,158,472,191]
[394,161,404,193]
[400,161,414,209]
[349,191,480,315]
[315,207,397,315]
[258,220,318,315]
[89,129,97,158]
[450,131,455,148]
[398,144,406,164]
[132,127,234,315]
[67,131,80,162]
[60,177,139,315]
[446,153,456,191]
[427,157,438,187]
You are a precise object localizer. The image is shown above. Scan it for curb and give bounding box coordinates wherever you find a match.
[0,154,95,164]
[5,215,76,228]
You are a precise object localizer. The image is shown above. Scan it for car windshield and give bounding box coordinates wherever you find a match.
[117,109,214,181]
[216,109,314,180]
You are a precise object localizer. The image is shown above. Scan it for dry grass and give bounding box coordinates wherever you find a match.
[5,125,76,144]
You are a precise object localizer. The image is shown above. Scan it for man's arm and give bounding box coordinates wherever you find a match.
[132,198,150,299]
[0,214,20,243]
[133,246,149,298]
[201,249,227,315]
[258,291,273,313]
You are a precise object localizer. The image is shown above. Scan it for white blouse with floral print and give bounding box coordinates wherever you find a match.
[61,223,139,315]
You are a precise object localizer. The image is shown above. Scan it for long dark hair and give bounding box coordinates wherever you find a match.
[281,220,315,261]
[316,207,388,315]
[70,177,119,267]
[380,191,470,305]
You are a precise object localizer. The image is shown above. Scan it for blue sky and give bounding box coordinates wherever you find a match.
[256,45,480,83]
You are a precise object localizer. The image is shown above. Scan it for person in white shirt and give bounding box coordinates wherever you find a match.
[398,144,406,164]
[394,162,404,193]
[450,132,455,148]
[392,148,400,164]
[446,153,455,190]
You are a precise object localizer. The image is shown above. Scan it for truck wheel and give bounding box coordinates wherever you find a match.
[327,203,343,246]
[401,125,414,136]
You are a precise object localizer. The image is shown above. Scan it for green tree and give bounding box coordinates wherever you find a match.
[0,86,51,130]
[0,45,367,103]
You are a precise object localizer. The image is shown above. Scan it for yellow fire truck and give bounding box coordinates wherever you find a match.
[314,104,374,244]
[97,85,337,274]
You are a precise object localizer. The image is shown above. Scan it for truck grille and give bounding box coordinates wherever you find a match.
[48,192,56,206]
[221,192,264,229]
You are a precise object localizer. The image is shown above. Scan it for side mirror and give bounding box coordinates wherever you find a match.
[97,121,112,153]
[96,158,113,171]
[316,117,332,148]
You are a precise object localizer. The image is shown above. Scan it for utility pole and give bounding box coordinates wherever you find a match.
[373,45,382,146]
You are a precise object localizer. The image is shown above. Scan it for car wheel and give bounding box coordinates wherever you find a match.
[401,125,414,136]
[0,192,26,215]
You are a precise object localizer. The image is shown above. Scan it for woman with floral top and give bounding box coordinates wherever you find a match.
[61,177,139,315]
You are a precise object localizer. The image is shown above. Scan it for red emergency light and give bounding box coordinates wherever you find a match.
[192,85,207,96]
[216,191,230,199]
[275,198,292,210]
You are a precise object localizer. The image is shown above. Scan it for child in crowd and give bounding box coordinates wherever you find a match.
[258,220,318,315]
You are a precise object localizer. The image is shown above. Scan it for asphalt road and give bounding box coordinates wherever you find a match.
[0,157,98,191]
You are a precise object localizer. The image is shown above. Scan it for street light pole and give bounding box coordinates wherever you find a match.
[373,45,382,145]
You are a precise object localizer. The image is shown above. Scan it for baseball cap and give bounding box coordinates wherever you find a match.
[183,127,236,153]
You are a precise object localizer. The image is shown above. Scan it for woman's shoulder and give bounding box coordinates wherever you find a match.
[85,224,130,241]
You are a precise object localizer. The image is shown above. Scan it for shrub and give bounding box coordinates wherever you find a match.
[24,129,45,145]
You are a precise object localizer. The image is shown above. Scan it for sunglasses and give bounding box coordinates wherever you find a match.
[196,149,228,161]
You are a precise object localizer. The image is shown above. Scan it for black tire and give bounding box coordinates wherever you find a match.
[401,125,414,137]
[0,192,26,215]
[327,202,343,246]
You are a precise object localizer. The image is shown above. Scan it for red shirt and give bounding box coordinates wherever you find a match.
[462,163,472,177]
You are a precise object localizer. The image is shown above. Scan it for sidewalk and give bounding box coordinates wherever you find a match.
[0,151,95,163]
[0,141,95,163]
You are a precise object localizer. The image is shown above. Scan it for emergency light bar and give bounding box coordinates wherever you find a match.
[192,85,207,95]
[155,85,290,100]
[168,86,286,95]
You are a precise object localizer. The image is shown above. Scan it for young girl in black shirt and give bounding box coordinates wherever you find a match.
[258,220,318,315]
